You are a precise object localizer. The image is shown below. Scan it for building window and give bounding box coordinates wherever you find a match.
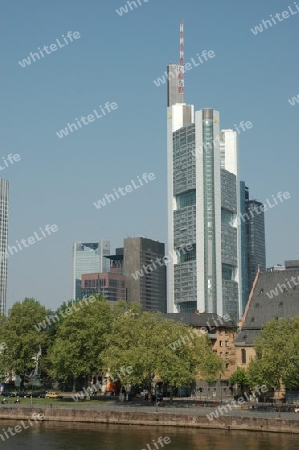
[220,341,223,347]
[241,349,247,364]
[225,341,229,347]
[225,364,229,371]
[225,352,229,359]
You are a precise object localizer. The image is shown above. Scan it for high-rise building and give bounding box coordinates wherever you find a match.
[123,237,166,312]
[220,130,242,318]
[72,240,110,300]
[239,182,249,314]
[167,104,241,319]
[246,198,266,292]
[80,248,126,305]
[239,183,266,314]
[0,179,9,315]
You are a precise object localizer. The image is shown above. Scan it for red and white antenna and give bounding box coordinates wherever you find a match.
[178,20,184,94]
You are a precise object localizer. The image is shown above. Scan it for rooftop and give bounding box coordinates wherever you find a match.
[235,269,299,346]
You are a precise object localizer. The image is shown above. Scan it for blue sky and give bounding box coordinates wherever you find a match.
[1,0,298,310]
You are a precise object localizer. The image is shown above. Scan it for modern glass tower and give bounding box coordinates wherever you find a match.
[246,198,266,293]
[72,240,110,300]
[167,106,241,319]
[238,183,266,315]
[0,179,9,315]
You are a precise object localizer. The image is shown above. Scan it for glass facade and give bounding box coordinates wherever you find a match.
[0,179,8,315]
[247,199,266,291]
[169,107,240,318]
[221,170,238,320]
[173,124,197,311]
[72,241,110,300]
[202,116,217,312]
[176,190,196,209]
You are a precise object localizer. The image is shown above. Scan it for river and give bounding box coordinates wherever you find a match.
[0,421,298,449]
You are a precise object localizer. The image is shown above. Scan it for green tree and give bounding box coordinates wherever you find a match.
[229,367,250,393]
[48,296,112,390]
[102,307,223,398]
[0,298,50,382]
[247,316,299,390]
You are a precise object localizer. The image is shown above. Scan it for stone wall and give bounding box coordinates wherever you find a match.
[0,407,299,434]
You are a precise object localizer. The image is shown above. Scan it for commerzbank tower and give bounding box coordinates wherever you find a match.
[167,21,242,321]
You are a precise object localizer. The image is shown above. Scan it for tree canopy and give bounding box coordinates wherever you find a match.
[247,316,299,389]
[0,297,224,392]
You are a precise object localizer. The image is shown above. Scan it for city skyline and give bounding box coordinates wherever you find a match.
[2,1,298,312]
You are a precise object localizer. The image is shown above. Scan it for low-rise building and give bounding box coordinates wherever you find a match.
[235,267,299,399]
[166,312,237,400]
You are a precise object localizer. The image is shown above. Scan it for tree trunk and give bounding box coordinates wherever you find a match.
[169,386,175,404]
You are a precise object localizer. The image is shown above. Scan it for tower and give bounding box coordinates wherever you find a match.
[167,21,185,107]
[167,23,240,319]
[0,178,8,315]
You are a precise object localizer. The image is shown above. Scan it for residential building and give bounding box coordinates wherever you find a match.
[0,179,8,315]
[166,312,237,400]
[72,240,110,300]
[123,237,166,312]
[235,268,299,375]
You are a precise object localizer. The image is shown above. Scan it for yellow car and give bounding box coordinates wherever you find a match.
[45,392,63,399]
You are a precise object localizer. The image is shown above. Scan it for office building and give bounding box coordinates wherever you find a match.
[80,248,125,304]
[123,237,166,312]
[0,179,9,315]
[246,199,266,291]
[166,23,241,319]
[72,240,110,300]
[239,185,266,309]
[167,104,241,320]
[238,183,266,314]
[239,182,249,314]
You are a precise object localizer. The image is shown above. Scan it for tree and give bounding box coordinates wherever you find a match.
[48,296,112,389]
[102,307,223,398]
[229,367,250,393]
[0,298,50,381]
[247,316,299,390]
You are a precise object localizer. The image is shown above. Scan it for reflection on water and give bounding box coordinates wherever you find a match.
[0,420,298,449]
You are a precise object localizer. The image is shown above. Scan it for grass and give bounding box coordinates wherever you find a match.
[2,397,106,407]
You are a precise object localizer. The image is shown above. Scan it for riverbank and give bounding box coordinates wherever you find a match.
[1,405,299,434]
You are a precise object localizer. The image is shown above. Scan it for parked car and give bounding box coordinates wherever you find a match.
[16,392,28,398]
[294,407,299,413]
[45,392,63,399]
[2,392,16,397]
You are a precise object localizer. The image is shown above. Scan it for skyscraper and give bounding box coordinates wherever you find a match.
[0,179,9,315]
[166,24,241,319]
[123,237,166,312]
[239,183,266,315]
[72,240,110,300]
[167,105,241,319]
[246,198,266,293]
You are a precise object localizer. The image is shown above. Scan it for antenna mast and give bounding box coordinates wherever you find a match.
[178,20,184,95]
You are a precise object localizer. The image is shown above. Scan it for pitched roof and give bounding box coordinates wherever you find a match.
[235,269,299,346]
